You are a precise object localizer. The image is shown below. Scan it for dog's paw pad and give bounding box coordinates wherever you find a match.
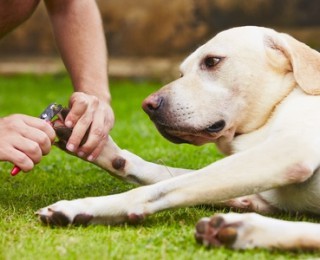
[112,157,126,170]
[72,213,93,226]
[128,213,145,224]
[37,209,71,227]
[194,215,238,248]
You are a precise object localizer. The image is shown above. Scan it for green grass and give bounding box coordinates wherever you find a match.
[0,74,318,259]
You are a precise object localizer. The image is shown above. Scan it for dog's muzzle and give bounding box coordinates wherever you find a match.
[142,94,227,145]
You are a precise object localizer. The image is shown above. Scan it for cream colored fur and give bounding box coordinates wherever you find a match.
[38,26,320,250]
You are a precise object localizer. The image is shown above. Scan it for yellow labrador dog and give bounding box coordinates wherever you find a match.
[38,26,320,250]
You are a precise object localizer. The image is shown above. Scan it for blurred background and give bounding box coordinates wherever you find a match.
[0,0,319,80]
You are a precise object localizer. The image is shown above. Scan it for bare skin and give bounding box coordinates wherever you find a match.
[0,0,113,171]
[0,115,56,172]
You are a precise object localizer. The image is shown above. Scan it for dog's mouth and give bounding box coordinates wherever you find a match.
[154,122,229,146]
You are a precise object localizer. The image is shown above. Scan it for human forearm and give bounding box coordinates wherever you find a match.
[44,0,110,102]
[44,0,113,160]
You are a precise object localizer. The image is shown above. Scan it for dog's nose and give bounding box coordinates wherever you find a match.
[206,120,226,133]
[142,95,164,114]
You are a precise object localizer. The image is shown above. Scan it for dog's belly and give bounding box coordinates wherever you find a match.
[259,169,320,215]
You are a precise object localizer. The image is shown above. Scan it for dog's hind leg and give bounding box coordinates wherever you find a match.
[217,194,279,215]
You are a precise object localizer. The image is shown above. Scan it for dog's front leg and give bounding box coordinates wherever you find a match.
[38,135,319,226]
[92,136,193,185]
[54,121,192,185]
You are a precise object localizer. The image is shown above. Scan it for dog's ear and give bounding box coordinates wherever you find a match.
[265,32,320,95]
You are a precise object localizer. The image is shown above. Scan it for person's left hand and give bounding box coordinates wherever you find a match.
[64,92,114,161]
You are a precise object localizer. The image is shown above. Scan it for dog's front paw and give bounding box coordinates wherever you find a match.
[53,117,89,152]
[36,200,93,227]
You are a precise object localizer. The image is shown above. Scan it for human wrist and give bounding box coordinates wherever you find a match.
[74,85,111,104]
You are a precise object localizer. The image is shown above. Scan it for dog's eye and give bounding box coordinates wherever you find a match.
[203,57,221,69]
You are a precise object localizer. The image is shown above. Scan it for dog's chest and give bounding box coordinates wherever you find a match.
[260,169,320,215]
[231,127,270,153]
[233,129,320,215]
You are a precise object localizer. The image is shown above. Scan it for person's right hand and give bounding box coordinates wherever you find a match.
[0,114,56,172]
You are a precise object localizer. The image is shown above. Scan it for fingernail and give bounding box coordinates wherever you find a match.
[87,155,94,161]
[65,121,73,128]
[67,143,75,152]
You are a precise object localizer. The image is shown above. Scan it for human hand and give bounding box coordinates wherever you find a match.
[0,114,56,172]
[64,92,114,161]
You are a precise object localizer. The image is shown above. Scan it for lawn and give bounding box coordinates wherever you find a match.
[0,74,318,259]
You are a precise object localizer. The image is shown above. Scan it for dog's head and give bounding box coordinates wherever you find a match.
[142,26,320,147]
